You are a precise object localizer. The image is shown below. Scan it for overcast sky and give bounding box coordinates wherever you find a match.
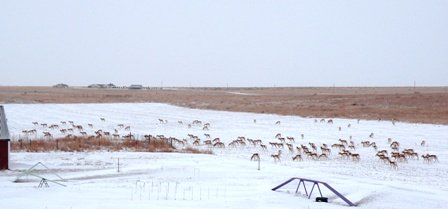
[1,0,447,87]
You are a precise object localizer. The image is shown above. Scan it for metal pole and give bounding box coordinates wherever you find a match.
[117,158,120,172]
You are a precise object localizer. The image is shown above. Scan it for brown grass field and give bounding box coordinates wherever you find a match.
[10,135,212,154]
[1,86,448,124]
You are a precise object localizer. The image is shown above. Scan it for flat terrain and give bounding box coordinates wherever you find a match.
[2,103,448,209]
[1,86,448,124]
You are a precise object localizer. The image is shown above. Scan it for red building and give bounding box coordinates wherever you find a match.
[0,106,10,170]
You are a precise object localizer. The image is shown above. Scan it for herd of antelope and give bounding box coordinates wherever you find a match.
[246,118,439,170]
[20,116,440,170]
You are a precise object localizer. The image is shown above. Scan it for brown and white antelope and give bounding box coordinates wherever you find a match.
[271,150,282,162]
[292,154,302,161]
[250,153,260,161]
[422,154,439,163]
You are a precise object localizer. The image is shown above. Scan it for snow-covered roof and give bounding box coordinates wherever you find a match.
[0,106,10,140]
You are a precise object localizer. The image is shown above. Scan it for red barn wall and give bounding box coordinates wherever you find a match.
[0,140,9,170]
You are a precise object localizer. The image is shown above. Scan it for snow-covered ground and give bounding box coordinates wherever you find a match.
[1,103,447,209]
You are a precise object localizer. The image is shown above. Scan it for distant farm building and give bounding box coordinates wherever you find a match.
[88,83,117,89]
[129,85,143,90]
[53,83,69,88]
[0,106,10,170]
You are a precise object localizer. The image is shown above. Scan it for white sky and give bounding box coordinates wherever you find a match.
[1,0,447,87]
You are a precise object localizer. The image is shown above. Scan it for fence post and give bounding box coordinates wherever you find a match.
[117,157,120,172]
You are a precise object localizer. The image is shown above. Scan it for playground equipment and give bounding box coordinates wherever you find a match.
[14,162,66,187]
[272,177,356,207]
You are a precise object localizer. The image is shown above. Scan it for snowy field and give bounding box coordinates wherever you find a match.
[1,103,448,209]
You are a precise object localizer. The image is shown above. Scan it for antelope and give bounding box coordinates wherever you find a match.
[202,126,209,131]
[125,126,131,131]
[286,143,294,152]
[309,153,319,160]
[390,141,400,150]
[43,131,52,137]
[421,140,426,146]
[348,144,356,150]
[350,153,360,161]
[80,131,87,135]
[318,153,329,160]
[68,121,74,125]
[88,124,93,128]
[60,121,67,125]
[117,124,124,128]
[376,152,387,160]
[300,134,305,139]
[250,153,260,161]
[339,139,348,145]
[228,141,238,148]
[331,143,345,150]
[377,150,388,156]
[123,133,135,139]
[388,159,398,169]
[286,136,295,142]
[204,133,211,139]
[275,133,282,138]
[41,123,48,127]
[338,127,342,131]
[32,122,39,125]
[49,124,59,129]
[271,150,282,161]
[292,154,302,161]
[100,117,106,122]
[361,141,371,147]
[369,133,374,138]
[260,144,267,150]
[338,151,350,159]
[327,119,333,124]
[192,120,202,125]
[278,137,286,143]
[347,123,351,128]
[204,140,212,145]
[253,139,262,145]
[213,142,225,148]
[321,147,331,155]
[422,154,439,163]
[178,121,183,125]
[275,121,281,125]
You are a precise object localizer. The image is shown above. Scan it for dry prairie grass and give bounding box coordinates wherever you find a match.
[1,86,448,124]
[10,136,212,154]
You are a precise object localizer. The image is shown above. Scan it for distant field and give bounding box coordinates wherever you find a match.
[1,86,448,124]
